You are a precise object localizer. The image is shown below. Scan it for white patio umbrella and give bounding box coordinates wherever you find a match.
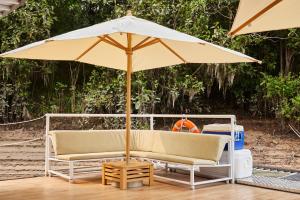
[0,11,260,163]
[229,0,300,36]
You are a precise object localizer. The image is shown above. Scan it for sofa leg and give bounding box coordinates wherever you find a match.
[69,161,74,183]
[165,163,168,173]
[190,165,195,190]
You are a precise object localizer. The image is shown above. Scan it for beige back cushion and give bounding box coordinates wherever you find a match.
[152,131,229,162]
[50,130,125,155]
[51,129,155,155]
[131,130,156,152]
[50,129,229,162]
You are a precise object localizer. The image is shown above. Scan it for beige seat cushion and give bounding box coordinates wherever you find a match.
[130,150,153,158]
[131,151,216,165]
[56,151,125,161]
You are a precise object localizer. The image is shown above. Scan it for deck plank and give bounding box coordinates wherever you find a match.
[0,177,299,200]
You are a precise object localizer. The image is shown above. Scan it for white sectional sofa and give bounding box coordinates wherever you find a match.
[47,129,232,189]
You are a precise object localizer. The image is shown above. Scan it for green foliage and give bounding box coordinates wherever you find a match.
[0,0,55,122]
[133,72,160,113]
[84,69,126,113]
[261,74,300,121]
[0,0,54,51]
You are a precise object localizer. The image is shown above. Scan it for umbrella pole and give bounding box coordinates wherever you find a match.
[125,33,133,164]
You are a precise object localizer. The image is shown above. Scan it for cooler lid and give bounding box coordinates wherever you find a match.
[202,123,244,132]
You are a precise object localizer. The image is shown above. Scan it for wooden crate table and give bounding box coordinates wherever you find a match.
[102,161,154,190]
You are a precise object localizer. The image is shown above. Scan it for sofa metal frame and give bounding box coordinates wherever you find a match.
[45,113,236,189]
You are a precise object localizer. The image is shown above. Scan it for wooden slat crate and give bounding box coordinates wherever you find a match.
[102,161,154,190]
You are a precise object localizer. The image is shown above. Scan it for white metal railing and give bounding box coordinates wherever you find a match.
[45,113,236,183]
[45,113,236,131]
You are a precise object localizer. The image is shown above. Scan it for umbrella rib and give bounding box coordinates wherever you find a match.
[132,38,160,51]
[98,36,126,51]
[132,36,151,50]
[105,35,127,50]
[229,0,283,36]
[158,39,186,63]
[75,37,104,61]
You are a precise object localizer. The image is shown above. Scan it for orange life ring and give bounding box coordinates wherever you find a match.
[172,119,201,133]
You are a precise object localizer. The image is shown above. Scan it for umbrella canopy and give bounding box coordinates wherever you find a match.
[1,12,259,69]
[0,11,260,163]
[229,0,300,36]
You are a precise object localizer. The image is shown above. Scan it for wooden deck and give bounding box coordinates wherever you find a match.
[0,177,299,200]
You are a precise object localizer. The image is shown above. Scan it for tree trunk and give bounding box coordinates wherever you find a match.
[284,48,295,76]
[280,41,295,77]
[69,64,80,113]
[280,41,284,76]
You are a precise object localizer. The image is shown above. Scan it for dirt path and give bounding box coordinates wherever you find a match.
[240,119,300,170]
[0,118,299,180]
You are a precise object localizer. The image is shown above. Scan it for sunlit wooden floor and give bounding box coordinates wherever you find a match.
[0,177,299,200]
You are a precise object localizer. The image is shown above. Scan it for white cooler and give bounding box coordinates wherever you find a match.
[198,149,253,179]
